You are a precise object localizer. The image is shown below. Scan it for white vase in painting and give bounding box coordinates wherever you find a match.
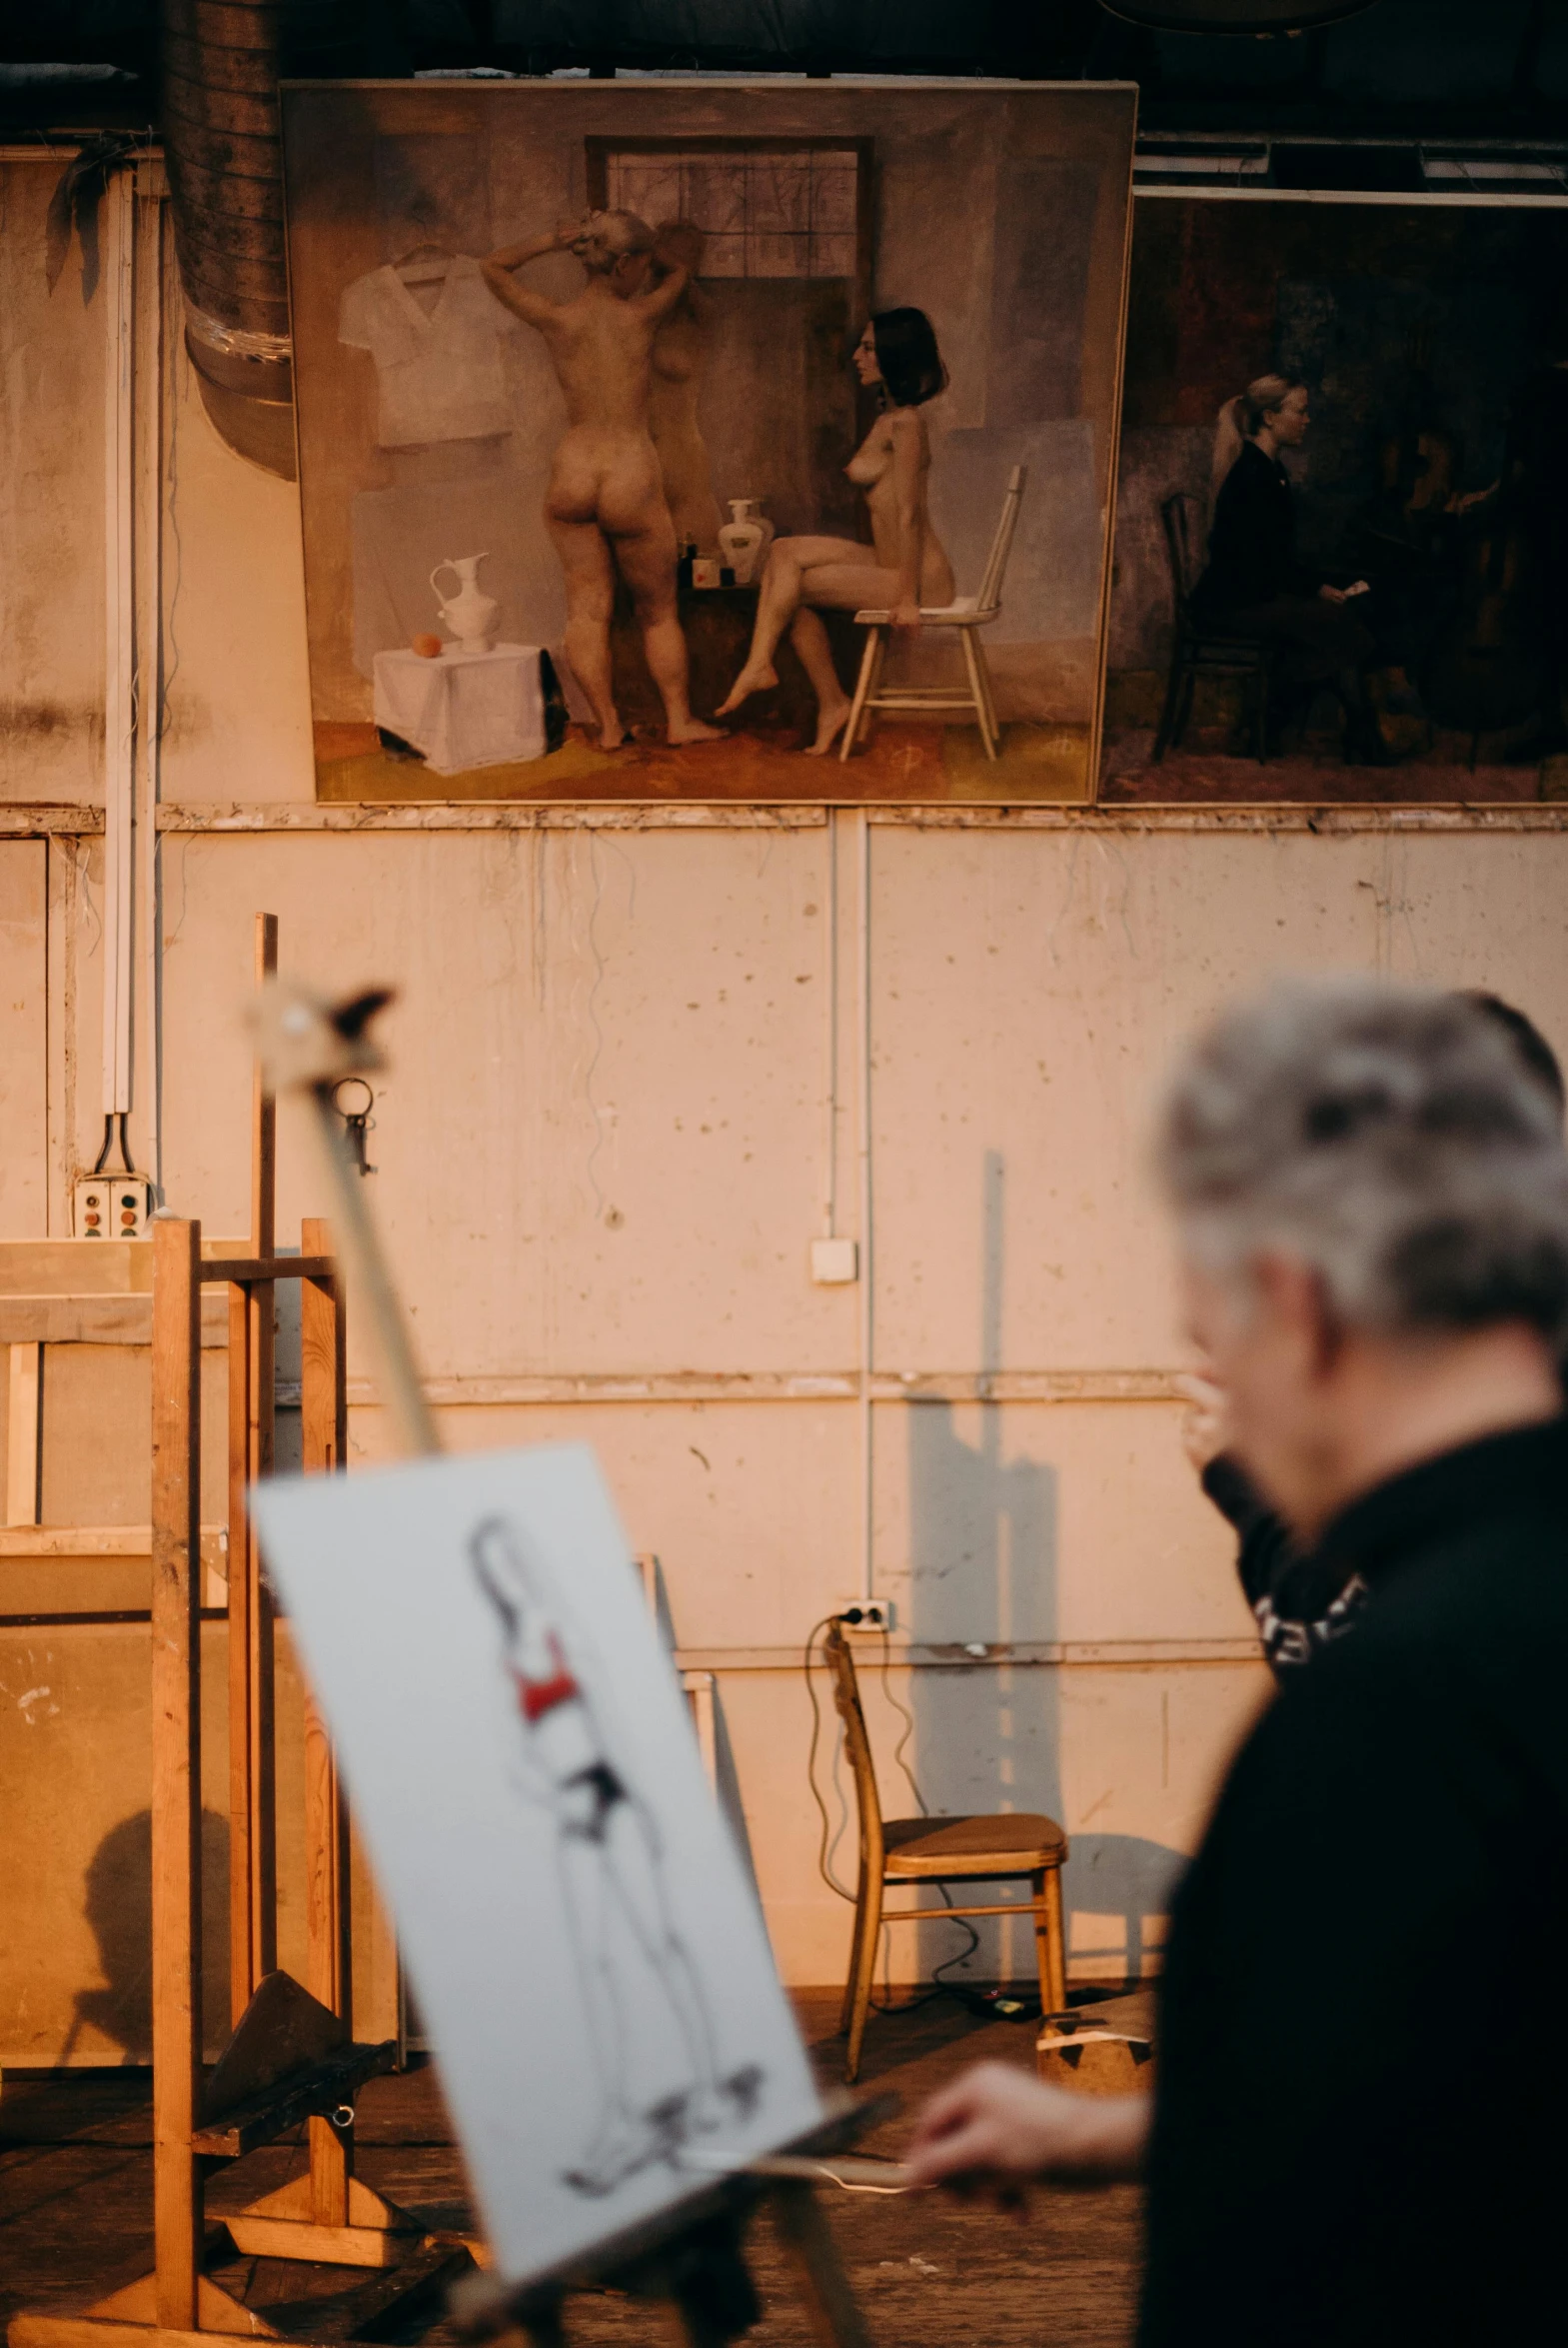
[431,554,499,652]
[718,499,775,587]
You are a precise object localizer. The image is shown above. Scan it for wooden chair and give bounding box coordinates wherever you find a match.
[839,464,1027,764]
[1153,490,1273,764]
[820,1619,1068,2082]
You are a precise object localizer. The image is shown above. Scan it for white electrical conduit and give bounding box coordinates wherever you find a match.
[101,166,136,1137]
[822,814,838,1238]
[856,809,873,1605]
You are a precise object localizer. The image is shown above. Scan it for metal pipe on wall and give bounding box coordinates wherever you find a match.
[101,167,137,1150]
[138,162,168,1198]
[855,809,873,1604]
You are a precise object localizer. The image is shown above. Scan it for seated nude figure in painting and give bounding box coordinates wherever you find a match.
[482,209,723,750]
[718,308,954,756]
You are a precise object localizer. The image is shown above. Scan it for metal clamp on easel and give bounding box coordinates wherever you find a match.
[449,2096,899,2348]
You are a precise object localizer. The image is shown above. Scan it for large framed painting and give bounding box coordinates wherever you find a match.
[280,80,1137,804]
[1104,191,1568,807]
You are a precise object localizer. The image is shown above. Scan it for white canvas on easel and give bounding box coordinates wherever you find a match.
[252,1442,822,2286]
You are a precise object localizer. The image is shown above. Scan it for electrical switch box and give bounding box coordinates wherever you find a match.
[810,1236,859,1284]
[75,1174,152,1240]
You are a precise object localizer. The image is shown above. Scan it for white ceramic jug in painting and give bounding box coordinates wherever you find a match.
[718,499,775,587]
[431,554,499,652]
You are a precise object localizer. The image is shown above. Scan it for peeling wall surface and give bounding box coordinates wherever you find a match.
[4,157,1568,2061]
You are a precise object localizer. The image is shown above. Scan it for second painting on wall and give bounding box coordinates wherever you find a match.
[282,80,1137,804]
[1103,193,1568,807]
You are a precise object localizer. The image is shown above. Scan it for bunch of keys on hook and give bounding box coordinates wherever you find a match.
[332,1077,377,1176]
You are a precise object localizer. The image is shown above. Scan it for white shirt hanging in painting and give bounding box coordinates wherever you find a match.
[338,253,517,447]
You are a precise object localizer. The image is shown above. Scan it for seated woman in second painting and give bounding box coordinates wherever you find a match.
[718,308,954,756]
[1194,374,1395,760]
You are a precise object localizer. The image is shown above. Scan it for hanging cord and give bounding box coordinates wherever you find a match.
[90,1111,136,1175]
[803,1616,856,1903]
[879,1622,925,1814]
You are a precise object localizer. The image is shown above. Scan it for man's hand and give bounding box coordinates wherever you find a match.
[890,599,922,635]
[1318,583,1348,605]
[1177,1367,1231,1472]
[904,2061,1150,2196]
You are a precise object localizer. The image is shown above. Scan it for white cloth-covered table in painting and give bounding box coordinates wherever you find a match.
[373,642,549,774]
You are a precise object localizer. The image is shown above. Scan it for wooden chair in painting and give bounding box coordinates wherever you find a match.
[839,464,1028,765]
[819,1618,1068,2083]
[1153,490,1274,764]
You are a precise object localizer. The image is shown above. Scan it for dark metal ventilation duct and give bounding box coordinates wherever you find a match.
[160,0,294,479]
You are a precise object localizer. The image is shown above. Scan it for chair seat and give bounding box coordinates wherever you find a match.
[851,597,990,628]
[1184,630,1268,662]
[882,1811,1067,1879]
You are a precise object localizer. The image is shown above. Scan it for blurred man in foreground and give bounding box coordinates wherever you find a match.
[907,979,1568,2347]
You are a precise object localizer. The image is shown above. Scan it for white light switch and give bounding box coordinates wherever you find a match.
[810,1236,859,1284]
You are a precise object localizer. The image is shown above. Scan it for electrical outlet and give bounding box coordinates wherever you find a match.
[832,1596,895,1631]
[74,1174,152,1239]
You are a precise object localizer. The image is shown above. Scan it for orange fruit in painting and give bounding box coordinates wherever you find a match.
[412,633,444,659]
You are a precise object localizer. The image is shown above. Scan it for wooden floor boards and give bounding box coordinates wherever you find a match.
[1,1990,1148,2345]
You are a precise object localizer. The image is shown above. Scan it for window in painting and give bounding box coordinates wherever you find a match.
[601,147,861,280]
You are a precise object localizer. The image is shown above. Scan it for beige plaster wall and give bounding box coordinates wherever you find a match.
[0,164,105,805]
[5,165,1568,2062]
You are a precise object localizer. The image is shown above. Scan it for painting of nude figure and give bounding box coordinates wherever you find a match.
[282,82,1136,804]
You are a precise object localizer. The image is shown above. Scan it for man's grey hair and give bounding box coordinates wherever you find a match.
[1157,977,1568,1341]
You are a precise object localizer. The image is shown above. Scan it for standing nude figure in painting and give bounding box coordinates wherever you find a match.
[471,1516,761,2197]
[648,221,723,555]
[718,308,954,756]
[481,210,724,750]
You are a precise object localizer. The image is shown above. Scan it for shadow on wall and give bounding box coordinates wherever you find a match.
[643,1552,762,1905]
[905,1152,1185,1987]
[66,1808,231,2064]
[1067,1833,1188,1984]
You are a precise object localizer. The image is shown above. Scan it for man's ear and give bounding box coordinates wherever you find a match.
[1252,1250,1341,1377]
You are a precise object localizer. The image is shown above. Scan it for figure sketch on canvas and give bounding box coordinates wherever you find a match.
[718,307,956,756]
[470,1513,763,2196]
[481,210,726,754]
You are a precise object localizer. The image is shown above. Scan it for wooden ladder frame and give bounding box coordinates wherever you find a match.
[9,917,466,2348]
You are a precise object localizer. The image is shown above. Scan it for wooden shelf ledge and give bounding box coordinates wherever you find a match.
[0,1293,228,1345]
[0,1525,226,1562]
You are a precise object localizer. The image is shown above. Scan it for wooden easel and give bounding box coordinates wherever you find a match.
[248,977,885,2348]
[451,2099,887,2348]
[11,918,466,2348]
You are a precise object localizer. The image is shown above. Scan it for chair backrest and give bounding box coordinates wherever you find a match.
[1160,491,1202,628]
[820,1621,884,1878]
[974,463,1028,616]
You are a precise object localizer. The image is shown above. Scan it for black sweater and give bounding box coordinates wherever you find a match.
[1194,438,1321,616]
[1142,1417,1568,2348]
